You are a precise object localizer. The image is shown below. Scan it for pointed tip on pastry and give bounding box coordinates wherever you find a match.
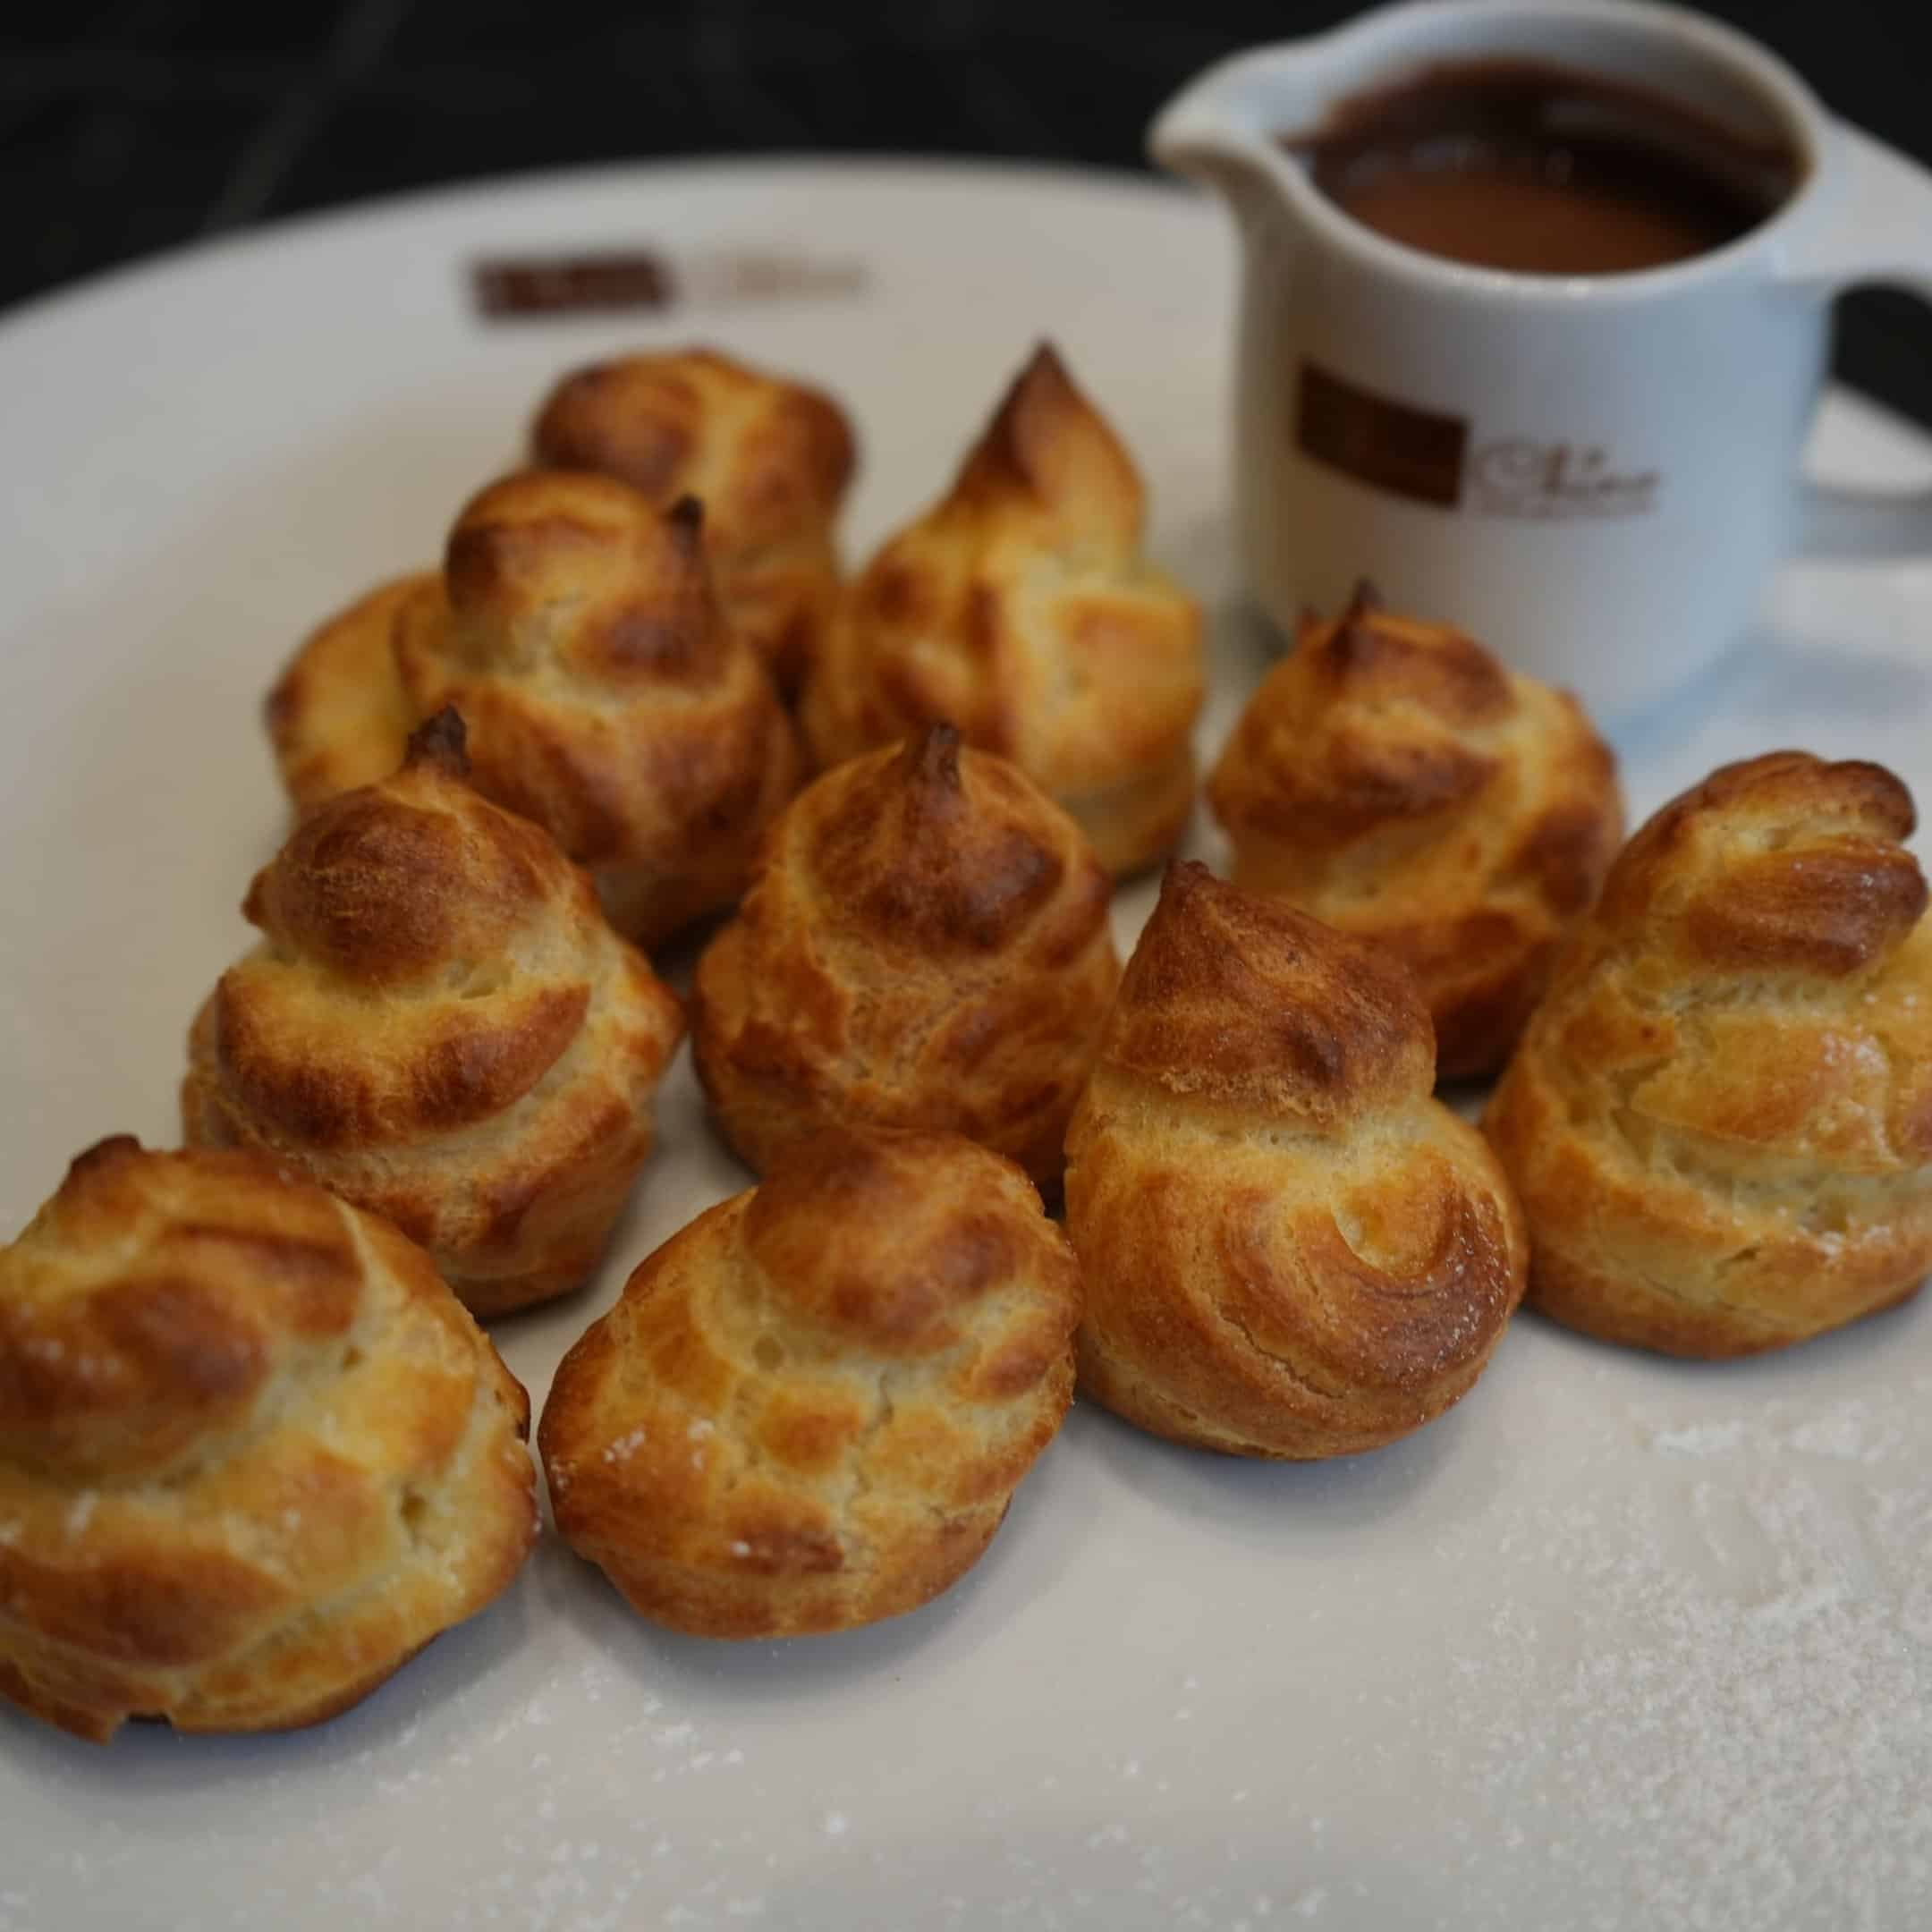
[1157,855,1216,910]
[901,720,964,792]
[999,338,1078,428]
[665,493,707,549]
[1324,580,1387,669]
[1140,858,1232,955]
[64,1134,146,1186]
[404,706,470,777]
[1143,857,1255,956]
[1115,860,1436,1113]
[1311,596,1516,731]
[1148,858,1353,972]
[962,340,1121,505]
[1016,338,1074,399]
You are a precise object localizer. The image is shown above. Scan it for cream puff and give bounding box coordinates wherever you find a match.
[0,1137,537,1741]
[531,346,854,695]
[184,710,685,1318]
[1485,750,1932,1356]
[538,1129,1080,1637]
[691,723,1119,1189]
[803,343,1204,875]
[1066,861,1528,1458]
[1208,585,1623,1079]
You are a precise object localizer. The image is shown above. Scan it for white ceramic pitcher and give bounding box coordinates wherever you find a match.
[1152,0,1932,719]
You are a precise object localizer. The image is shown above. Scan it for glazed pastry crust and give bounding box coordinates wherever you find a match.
[691,724,1119,1189]
[182,712,685,1318]
[391,473,803,947]
[266,573,436,816]
[802,343,1204,876]
[1066,862,1527,1459]
[0,1138,536,1742]
[1208,589,1623,1079]
[538,1130,1080,1638]
[531,347,855,695]
[1484,750,1932,1357]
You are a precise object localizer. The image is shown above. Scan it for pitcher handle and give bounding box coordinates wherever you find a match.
[1784,123,1932,562]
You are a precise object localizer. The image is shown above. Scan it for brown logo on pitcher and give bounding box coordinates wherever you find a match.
[1295,362,1467,506]
[1293,362,1659,519]
[1467,439,1659,519]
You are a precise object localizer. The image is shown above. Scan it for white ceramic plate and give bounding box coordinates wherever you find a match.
[4,156,1931,1932]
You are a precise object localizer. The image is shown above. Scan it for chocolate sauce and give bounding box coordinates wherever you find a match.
[1284,59,1802,275]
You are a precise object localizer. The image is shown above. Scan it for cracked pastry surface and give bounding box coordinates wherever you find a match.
[801,343,1204,876]
[530,346,855,696]
[182,711,685,1318]
[0,1137,537,1742]
[691,722,1119,1190]
[392,473,803,947]
[538,1129,1081,1638]
[1208,586,1623,1080]
[1484,750,1932,1357]
[1064,861,1527,1459]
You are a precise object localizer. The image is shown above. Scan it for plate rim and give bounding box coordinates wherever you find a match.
[0,151,1204,345]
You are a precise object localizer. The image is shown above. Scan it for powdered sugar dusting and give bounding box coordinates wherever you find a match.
[1650,1419,1746,1457]
[1444,1379,1932,1927]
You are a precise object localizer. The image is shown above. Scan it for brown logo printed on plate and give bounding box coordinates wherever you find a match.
[473,252,675,318]
[471,250,868,320]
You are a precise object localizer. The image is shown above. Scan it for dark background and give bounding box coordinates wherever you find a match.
[6,0,1928,422]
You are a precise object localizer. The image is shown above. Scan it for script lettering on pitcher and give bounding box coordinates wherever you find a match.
[1467,439,1659,519]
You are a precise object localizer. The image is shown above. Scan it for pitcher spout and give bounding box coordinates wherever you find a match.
[1148,45,1324,222]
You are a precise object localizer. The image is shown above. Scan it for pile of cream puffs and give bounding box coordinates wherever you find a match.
[5,339,1929,1744]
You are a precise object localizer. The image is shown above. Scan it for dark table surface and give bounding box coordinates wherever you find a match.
[6,0,1929,425]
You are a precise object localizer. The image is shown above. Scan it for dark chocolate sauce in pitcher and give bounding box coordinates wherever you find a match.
[1284,58,1803,275]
